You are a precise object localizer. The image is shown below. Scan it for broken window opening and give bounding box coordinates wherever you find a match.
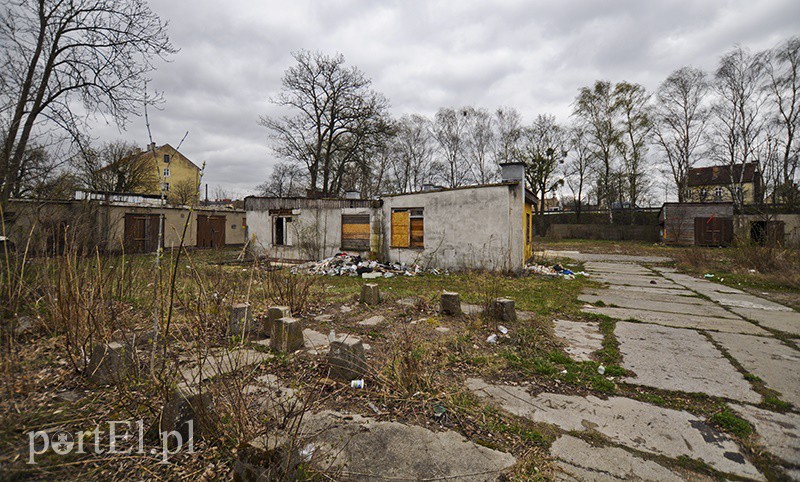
[274,216,291,246]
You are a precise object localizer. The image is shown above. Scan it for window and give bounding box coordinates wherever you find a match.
[162,182,170,192]
[163,168,170,177]
[341,214,370,251]
[163,154,170,163]
[274,216,291,246]
[391,208,423,248]
[699,187,708,200]
[714,186,723,199]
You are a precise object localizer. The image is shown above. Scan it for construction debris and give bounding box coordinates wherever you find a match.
[291,253,444,277]
[525,264,588,279]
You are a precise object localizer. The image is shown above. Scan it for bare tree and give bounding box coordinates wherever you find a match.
[573,81,620,221]
[654,66,710,202]
[432,107,470,188]
[613,81,653,217]
[0,0,175,208]
[712,45,768,207]
[515,114,567,234]
[765,36,800,205]
[73,141,156,193]
[168,178,198,205]
[386,114,435,193]
[463,107,496,184]
[260,50,390,198]
[564,124,595,219]
[257,161,307,197]
[494,107,523,164]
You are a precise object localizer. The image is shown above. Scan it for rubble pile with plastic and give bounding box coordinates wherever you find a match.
[291,253,445,278]
[524,263,588,279]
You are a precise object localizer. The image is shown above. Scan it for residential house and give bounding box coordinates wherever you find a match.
[246,163,535,271]
[99,143,202,203]
[685,163,763,204]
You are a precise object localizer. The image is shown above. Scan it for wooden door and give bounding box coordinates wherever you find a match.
[209,216,226,248]
[694,217,733,246]
[197,215,226,248]
[124,214,162,253]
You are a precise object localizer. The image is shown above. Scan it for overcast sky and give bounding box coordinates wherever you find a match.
[90,0,799,199]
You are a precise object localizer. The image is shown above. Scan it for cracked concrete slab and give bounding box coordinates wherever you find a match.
[602,284,695,297]
[710,332,800,407]
[541,251,672,263]
[466,379,763,480]
[616,322,760,403]
[178,349,273,385]
[302,410,516,481]
[658,272,745,295]
[728,307,800,336]
[582,306,768,335]
[731,404,800,465]
[591,275,683,289]
[580,293,738,319]
[553,319,603,362]
[552,435,687,481]
[581,288,709,306]
[584,262,656,275]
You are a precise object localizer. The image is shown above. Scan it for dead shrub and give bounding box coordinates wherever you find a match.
[384,326,434,396]
[262,263,318,315]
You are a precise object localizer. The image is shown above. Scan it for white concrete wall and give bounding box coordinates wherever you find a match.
[381,183,525,271]
[247,205,376,261]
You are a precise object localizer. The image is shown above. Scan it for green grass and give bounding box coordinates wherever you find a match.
[709,409,753,438]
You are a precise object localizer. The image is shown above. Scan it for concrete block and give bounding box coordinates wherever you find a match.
[265,306,291,338]
[85,341,136,384]
[360,283,380,305]
[491,298,517,323]
[328,336,368,380]
[270,317,304,353]
[229,302,256,339]
[440,291,461,315]
[160,383,212,446]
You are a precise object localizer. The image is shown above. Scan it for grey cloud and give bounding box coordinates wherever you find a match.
[84,0,798,196]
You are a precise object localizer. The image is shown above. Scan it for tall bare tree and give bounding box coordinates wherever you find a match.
[614,81,653,216]
[765,36,800,205]
[462,107,496,184]
[0,0,175,208]
[387,114,435,193]
[257,161,307,197]
[515,114,567,234]
[494,107,523,164]
[573,81,619,221]
[564,124,594,219]
[432,107,471,188]
[712,45,768,207]
[654,66,710,202]
[260,50,390,198]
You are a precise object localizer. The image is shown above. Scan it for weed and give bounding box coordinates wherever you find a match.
[709,408,753,438]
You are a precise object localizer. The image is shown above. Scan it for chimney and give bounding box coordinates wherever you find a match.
[148,142,156,152]
[499,162,525,183]
[344,190,360,200]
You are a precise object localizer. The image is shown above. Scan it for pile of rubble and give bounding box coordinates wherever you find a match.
[291,253,445,278]
[525,263,588,280]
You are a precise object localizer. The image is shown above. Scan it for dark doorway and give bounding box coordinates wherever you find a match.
[274,217,286,246]
[750,220,785,247]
